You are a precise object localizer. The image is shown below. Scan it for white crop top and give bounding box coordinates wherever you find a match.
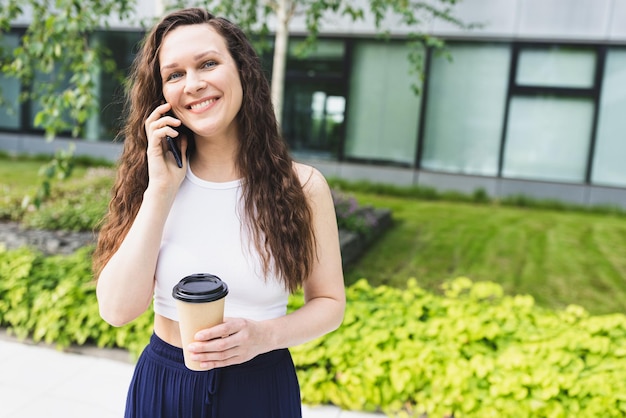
[153,166,289,322]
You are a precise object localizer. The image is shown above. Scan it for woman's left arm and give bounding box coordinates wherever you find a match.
[188,166,346,369]
[264,165,347,345]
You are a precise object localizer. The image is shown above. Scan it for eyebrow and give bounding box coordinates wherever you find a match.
[160,50,224,72]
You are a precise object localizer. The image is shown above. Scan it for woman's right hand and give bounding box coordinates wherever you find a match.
[144,102,189,194]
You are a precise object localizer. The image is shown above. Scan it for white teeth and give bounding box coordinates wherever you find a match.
[190,98,216,110]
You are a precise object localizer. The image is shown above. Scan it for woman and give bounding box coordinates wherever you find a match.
[93,7,345,418]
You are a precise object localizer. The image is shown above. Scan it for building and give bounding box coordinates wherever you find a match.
[2,0,626,208]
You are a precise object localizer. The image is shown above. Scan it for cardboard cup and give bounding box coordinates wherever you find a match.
[172,273,228,371]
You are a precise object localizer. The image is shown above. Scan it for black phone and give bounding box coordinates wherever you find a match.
[166,133,183,168]
[165,111,191,168]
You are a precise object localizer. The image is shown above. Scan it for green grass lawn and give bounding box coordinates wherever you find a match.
[344,193,626,315]
[0,157,88,193]
[2,155,626,316]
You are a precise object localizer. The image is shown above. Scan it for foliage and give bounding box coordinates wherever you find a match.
[23,144,76,209]
[20,166,113,231]
[2,166,114,231]
[185,0,471,62]
[1,245,625,417]
[2,157,626,317]
[290,277,626,417]
[331,189,379,236]
[0,0,134,138]
[0,156,111,224]
[0,246,152,357]
[0,156,375,234]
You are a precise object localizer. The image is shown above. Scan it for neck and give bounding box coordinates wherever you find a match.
[190,135,241,182]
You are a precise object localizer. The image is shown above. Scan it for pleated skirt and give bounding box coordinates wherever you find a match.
[124,333,302,418]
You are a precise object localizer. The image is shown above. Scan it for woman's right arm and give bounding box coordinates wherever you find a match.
[96,103,187,327]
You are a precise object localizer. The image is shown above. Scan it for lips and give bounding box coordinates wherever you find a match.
[188,97,218,111]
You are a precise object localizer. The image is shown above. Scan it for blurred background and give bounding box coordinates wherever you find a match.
[3,0,626,208]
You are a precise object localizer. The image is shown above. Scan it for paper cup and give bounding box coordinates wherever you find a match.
[172,273,228,370]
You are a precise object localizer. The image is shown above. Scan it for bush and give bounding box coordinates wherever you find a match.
[20,167,113,231]
[331,189,380,236]
[2,247,625,417]
[0,246,152,356]
[289,278,626,417]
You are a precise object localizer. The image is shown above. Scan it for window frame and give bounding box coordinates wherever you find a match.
[497,42,606,183]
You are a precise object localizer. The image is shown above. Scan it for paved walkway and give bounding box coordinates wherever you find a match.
[0,334,384,418]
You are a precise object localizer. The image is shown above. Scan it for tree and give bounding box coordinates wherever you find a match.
[0,0,135,139]
[0,0,471,138]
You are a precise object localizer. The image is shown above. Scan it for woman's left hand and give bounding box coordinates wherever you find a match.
[187,317,269,370]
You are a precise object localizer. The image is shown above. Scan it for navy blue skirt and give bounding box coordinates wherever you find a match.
[125,333,302,418]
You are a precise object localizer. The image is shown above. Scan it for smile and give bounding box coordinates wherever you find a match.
[189,98,218,111]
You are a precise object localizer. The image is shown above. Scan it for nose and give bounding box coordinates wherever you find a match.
[184,71,207,94]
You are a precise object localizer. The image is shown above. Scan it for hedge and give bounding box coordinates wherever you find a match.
[1,246,625,417]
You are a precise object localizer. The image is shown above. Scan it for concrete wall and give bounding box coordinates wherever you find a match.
[306,157,626,209]
[0,133,123,162]
[431,0,626,42]
[289,0,626,43]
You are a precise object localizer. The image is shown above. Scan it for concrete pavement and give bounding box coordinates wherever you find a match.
[0,333,385,418]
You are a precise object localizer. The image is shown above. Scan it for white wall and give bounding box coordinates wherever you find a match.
[13,0,626,43]
[287,0,626,43]
[432,0,626,42]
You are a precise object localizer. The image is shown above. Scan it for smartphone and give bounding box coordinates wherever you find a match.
[165,111,191,168]
[166,132,183,168]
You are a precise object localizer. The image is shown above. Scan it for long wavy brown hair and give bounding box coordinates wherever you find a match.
[93,8,315,292]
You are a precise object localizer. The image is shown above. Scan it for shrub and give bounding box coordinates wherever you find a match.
[0,246,152,356]
[331,189,380,236]
[2,247,625,417]
[289,278,626,417]
[20,167,113,231]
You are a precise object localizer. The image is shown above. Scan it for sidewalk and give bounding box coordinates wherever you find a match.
[0,334,384,418]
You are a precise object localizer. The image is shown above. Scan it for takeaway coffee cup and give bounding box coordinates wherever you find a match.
[172,273,229,371]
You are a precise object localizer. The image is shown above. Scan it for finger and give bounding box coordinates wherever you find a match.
[191,338,238,359]
[194,319,241,341]
[145,105,180,136]
[194,326,230,342]
[146,121,179,154]
[147,118,179,137]
[196,352,241,370]
[151,102,172,120]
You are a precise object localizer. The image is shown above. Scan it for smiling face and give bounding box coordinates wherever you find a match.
[159,23,243,141]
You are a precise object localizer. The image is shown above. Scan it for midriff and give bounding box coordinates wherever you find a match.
[154,314,183,347]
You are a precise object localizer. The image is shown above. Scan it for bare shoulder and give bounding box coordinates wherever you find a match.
[292,162,331,198]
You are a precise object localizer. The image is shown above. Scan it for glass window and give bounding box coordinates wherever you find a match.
[344,40,423,165]
[591,48,626,187]
[283,84,345,156]
[516,46,596,88]
[421,43,510,175]
[94,30,144,141]
[0,33,21,130]
[283,39,346,157]
[287,39,345,77]
[502,96,594,182]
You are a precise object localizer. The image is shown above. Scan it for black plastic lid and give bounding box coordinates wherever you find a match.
[172,273,229,303]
